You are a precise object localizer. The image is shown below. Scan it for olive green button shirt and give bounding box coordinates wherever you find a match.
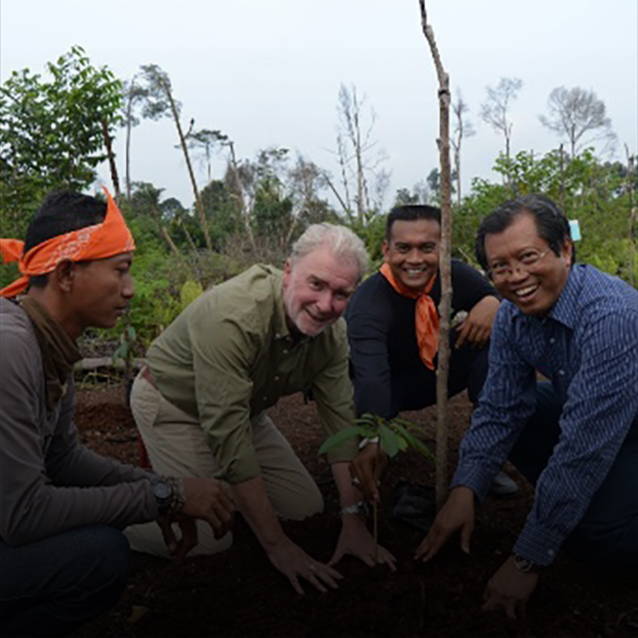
[147,265,359,484]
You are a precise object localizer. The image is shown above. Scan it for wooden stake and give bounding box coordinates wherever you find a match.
[419,0,453,509]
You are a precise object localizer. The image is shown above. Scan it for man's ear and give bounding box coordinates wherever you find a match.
[382,239,390,263]
[282,258,292,290]
[560,238,573,265]
[50,260,76,293]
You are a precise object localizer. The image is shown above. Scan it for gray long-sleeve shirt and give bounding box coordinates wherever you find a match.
[0,298,158,547]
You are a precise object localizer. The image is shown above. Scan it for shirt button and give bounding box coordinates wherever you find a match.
[547,549,555,557]
[549,338,555,344]
[559,370,565,376]
[283,350,288,355]
[274,375,279,381]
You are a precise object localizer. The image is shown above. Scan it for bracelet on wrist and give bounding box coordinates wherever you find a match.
[340,501,370,519]
[512,553,540,573]
[358,436,380,450]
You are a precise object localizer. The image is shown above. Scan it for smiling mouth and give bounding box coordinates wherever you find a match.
[513,284,539,300]
[306,309,331,324]
[403,266,428,276]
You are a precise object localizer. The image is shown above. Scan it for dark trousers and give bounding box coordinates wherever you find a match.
[509,381,638,568]
[390,339,489,417]
[0,525,130,637]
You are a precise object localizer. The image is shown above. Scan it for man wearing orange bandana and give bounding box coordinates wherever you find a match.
[0,191,233,638]
[346,204,517,498]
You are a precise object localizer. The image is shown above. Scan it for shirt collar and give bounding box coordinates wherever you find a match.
[546,265,583,329]
[509,265,582,330]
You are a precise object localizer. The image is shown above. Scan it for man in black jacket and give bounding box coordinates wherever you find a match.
[346,204,516,495]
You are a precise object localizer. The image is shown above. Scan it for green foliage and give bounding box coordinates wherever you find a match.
[319,413,435,462]
[112,325,137,361]
[179,280,203,308]
[454,149,637,284]
[0,46,122,236]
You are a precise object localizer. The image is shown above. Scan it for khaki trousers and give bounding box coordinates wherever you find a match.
[125,373,323,558]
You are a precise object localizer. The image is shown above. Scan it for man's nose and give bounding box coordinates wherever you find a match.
[506,263,529,282]
[122,274,135,299]
[316,290,334,314]
[407,248,424,262]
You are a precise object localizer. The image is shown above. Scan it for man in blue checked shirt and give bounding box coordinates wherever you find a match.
[416,195,638,619]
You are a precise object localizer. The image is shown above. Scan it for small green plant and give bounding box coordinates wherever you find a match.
[320,413,435,559]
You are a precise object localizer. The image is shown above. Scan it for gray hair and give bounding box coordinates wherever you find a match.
[290,223,369,280]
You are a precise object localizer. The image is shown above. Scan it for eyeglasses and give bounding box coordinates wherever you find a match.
[487,248,551,280]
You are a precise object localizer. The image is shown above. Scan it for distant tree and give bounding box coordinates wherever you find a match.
[393,181,431,207]
[121,75,149,201]
[287,155,337,232]
[451,90,476,204]
[138,64,212,251]
[185,128,227,184]
[539,86,616,158]
[426,167,456,204]
[0,46,122,235]
[480,77,523,163]
[328,84,390,224]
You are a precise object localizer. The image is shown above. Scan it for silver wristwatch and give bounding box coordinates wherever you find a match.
[150,475,173,517]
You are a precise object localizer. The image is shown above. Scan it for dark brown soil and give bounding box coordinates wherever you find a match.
[72,384,638,638]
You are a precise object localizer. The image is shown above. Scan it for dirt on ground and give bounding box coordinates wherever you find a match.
[72,383,638,638]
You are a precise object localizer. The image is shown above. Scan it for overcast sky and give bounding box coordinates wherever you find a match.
[2,0,637,210]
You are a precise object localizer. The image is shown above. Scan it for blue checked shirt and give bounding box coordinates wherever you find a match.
[451,264,638,566]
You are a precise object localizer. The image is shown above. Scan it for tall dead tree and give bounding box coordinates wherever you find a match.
[139,64,213,252]
[451,90,475,205]
[419,0,452,508]
[480,77,523,172]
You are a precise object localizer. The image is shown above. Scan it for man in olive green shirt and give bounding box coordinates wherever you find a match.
[127,223,396,594]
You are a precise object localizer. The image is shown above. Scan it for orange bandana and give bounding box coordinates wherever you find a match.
[0,188,135,298]
[380,262,439,371]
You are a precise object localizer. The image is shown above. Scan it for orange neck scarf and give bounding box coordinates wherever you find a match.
[0,188,135,298]
[380,262,439,370]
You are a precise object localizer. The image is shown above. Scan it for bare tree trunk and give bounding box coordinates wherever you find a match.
[419,0,453,509]
[336,134,353,220]
[162,80,213,253]
[101,119,121,203]
[454,144,461,206]
[101,117,130,405]
[323,173,353,222]
[353,98,365,223]
[559,144,566,214]
[178,217,201,257]
[227,141,257,253]
[125,110,133,202]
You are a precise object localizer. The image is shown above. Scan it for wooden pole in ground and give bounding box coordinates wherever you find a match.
[418,0,453,509]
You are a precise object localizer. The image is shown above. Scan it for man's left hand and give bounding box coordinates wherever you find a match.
[350,442,387,503]
[329,514,397,571]
[455,296,500,349]
[157,514,199,564]
[482,555,539,619]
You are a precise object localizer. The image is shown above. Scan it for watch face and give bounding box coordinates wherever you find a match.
[153,480,172,500]
[514,555,535,573]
